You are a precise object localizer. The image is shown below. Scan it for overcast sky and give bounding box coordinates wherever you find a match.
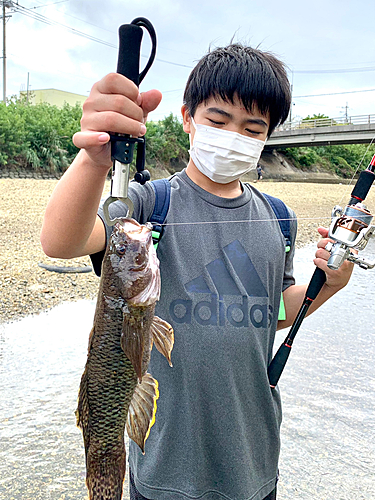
[4,0,375,123]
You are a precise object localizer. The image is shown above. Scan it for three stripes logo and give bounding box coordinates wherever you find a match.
[169,240,273,328]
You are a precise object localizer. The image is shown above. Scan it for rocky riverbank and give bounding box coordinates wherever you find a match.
[1,177,373,324]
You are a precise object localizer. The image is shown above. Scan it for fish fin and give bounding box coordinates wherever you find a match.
[76,364,91,456]
[151,316,174,367]
[126,373,159,454]
[121,317,144,382]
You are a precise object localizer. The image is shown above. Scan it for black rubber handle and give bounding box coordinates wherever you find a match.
[268,343,292,388]
[116,18,157,86]
[350,169,375,204]
[117,23,143,85]
[268,267,326,388]
[306,267,326,301]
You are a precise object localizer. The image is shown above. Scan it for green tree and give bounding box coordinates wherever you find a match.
[284,143,375,178]
[0,96,82,173]
[0,98,28,166]
[303,113,329,121]
[146,114,189,168]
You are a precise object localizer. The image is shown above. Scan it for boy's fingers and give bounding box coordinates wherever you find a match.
[84,93,144,123]
[317,226,329,238]
[316,237,331,250]
[315,247,331,261]
[73,131,110,149]
[82,112,147,137]
[94,73,140,102]
[139,89,163,120]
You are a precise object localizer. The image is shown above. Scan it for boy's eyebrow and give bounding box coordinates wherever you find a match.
[206,107,268,128]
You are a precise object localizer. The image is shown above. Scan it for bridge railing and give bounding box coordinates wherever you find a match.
[277,114,375,131]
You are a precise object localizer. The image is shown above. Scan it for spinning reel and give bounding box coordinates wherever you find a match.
[326,202,375,270]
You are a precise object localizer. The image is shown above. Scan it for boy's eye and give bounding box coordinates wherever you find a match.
[208,118,225,126]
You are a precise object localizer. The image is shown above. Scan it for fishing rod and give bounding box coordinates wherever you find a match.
[268,154,375,389]
[103,17,157,226]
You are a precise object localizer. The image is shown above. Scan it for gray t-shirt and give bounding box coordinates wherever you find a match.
[92,169,296,500]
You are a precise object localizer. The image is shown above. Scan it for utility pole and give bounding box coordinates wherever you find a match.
[26,71,30,103]
[341,102,349,123]
[2,1,6,102]
[1,0,14,103]
[288,70,294,129]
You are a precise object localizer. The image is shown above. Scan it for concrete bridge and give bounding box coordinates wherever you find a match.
[266,114,375,149]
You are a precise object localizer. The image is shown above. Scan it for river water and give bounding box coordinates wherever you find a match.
[0,241,374,500]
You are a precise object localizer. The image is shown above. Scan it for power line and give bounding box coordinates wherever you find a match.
[293,66,375,74]
[13,3,118,47]
[26,0,115,34]
[294,88,375,98]
[31,0,68,9]
[12,2,193,69]
[7,0,375,94]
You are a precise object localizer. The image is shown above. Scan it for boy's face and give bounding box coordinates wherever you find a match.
[182,95,270,142]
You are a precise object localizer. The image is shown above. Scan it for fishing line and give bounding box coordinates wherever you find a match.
[156,139,375,230]
[338,137,375,207]
[158,215,331,227]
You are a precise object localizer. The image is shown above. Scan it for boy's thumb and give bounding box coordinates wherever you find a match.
[139,89,163,119]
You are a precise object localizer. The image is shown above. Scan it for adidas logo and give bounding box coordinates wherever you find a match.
[169,240,273,328]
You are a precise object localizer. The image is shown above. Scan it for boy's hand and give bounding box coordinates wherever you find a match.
[314,227,354,292]
[73,73,162,170]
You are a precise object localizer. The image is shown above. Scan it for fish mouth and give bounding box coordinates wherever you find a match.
[114,219,153,259]
[116,219,152,241]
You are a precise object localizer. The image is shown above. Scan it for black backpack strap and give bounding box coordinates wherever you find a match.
[150,179,171,248]
[262,193,292,252]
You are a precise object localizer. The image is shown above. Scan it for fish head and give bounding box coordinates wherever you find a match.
[105,218,160,305]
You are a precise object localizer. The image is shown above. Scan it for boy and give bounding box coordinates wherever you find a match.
[41,44,352,500]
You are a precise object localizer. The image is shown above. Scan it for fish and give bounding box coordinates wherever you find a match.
[76,218,174,500]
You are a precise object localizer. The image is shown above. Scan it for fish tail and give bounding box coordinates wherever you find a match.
[76,362,126,500]
[86,449,126,500]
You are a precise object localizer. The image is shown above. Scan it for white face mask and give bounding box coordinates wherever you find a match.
[189,117,266,184]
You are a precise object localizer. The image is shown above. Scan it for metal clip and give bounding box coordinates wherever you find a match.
[103,160,134,225]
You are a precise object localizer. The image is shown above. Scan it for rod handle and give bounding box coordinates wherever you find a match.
[350,169,375,204]
[306,267,326,301]
[268,343,292,388]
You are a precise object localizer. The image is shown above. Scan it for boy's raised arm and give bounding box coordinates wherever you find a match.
[40,74,162,259]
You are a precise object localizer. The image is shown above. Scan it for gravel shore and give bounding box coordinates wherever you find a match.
[1,177,374,324]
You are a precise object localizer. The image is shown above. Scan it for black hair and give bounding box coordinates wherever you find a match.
[183,44,291,136]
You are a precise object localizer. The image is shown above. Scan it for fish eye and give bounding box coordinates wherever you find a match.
[132,247,147,266]
[134,253,146,265]
[116,244,127,256]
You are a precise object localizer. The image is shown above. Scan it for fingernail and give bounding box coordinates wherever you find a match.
[139,124,147,136]
[98,133,109,143]
[136,94,142,105]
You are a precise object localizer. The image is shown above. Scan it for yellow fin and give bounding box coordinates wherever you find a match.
[151,316,174,367]
[126,373,159,454]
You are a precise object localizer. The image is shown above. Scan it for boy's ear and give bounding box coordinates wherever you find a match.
[181,105,191,134]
